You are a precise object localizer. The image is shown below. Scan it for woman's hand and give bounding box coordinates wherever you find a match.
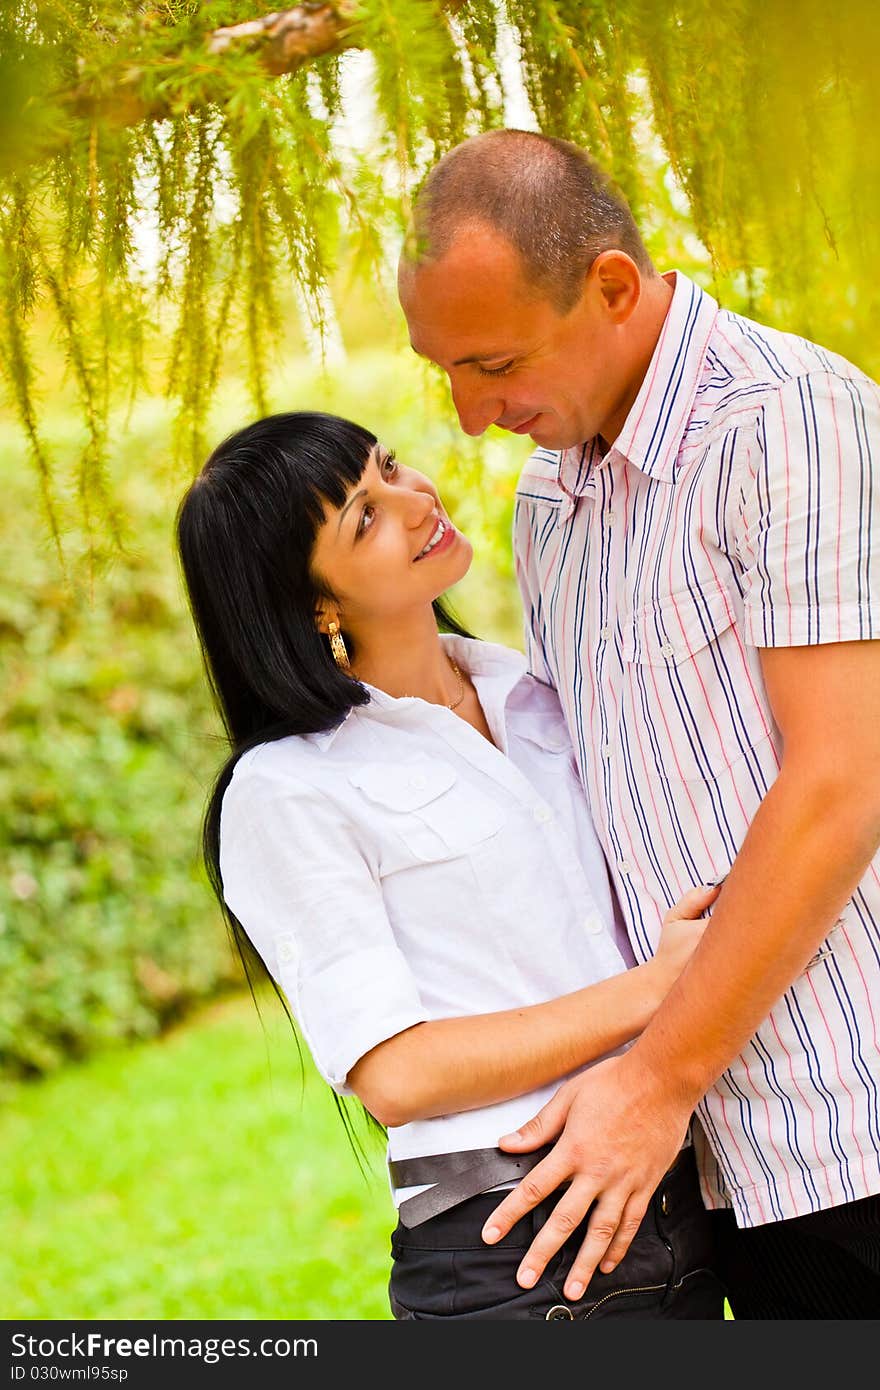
[649,882,722,997]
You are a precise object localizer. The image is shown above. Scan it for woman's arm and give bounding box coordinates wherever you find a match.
[347,884,719,1127]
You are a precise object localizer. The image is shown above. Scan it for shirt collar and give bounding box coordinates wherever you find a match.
[558,269,719,495]
[306,635,528,752]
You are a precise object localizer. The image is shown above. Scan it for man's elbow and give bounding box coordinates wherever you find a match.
[782,756,880,846]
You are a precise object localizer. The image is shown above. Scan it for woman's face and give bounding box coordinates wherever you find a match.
[309,443,473,636]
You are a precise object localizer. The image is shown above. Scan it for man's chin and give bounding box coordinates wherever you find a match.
[503,415,585,451]
[527,424,581,451]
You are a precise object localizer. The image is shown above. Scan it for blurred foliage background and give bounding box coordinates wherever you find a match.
[3,1,880,570]
[1,0,878,1318]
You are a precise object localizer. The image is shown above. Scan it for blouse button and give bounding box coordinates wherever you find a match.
[533,804,553,824]
[659,642,675,658]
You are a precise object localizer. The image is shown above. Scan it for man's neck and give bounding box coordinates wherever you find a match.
[600,273,675,448]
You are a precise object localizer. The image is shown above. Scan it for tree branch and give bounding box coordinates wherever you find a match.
[63,2,467,129]
[207,3,363,76]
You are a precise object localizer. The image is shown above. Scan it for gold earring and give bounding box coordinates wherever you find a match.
[327,620,350,669]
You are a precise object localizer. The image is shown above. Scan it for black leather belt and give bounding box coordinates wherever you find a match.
[389,1145,555,1228]
[388,1143,691,1229]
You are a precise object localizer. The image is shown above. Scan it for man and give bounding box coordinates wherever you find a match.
[397,128,880,1317]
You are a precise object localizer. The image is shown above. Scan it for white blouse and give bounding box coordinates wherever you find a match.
[218,635,634,1202]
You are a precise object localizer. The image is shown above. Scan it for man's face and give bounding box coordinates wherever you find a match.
[399,224,635,451]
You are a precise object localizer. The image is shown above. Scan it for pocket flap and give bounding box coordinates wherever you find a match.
[623,581,738,668]
[347,760,457,812]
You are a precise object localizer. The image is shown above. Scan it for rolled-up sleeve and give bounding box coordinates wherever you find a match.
[218,760,427,1094]
[737,370,880,648]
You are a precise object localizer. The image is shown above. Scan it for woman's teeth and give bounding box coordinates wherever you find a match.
[417,519,445,559]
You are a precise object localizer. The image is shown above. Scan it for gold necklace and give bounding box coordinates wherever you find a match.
[446,656,465,710]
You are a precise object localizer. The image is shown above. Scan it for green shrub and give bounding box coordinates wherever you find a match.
[0,434,241,1076]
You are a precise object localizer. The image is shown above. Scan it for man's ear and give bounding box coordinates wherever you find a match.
[590,250,642,323]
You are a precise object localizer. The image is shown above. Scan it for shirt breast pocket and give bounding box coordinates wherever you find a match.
[347,760,506,867]
[621,580,772,784]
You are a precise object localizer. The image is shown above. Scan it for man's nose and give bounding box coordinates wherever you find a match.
[449,375,502,437]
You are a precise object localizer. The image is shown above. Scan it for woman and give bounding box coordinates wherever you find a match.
[176,410,726,1320]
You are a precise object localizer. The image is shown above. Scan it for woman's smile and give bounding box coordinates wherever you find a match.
[414,516,457,561]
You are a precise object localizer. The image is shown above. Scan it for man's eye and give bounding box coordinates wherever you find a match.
[357,504,376,536]
[383,453,399,475]
[477,360,514,378]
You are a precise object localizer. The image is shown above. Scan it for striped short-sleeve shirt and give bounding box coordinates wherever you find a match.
[513,269,880,1227]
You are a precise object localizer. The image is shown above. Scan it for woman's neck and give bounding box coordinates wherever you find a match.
[348,611,462,706]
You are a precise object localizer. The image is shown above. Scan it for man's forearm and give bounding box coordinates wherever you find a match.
[630,766,880,1104]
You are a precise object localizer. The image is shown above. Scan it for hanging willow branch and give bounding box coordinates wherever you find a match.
[1,0,879,568]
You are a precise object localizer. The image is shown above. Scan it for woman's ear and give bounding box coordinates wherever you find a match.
[313,603,336,636]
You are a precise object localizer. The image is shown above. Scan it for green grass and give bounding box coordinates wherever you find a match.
[1,991,395,1320]
[1,986,736,1321]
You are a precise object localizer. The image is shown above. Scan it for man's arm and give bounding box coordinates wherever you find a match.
[481,638,880,1303]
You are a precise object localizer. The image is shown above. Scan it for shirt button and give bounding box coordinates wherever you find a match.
[584,914,605,936]
[601,743,612,759]
[603,508,614,524]
[533,804,553,824]
[409,773,427,790]
[277,939,296,964]
[599,626,611,640]
[659,642,675,658]
[617,859,632,875]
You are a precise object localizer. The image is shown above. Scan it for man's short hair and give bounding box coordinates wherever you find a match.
[408,129,654,312]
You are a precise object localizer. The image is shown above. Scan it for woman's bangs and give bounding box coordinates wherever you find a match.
[298,416,378,523]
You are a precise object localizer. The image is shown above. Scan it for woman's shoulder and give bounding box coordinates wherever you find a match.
[221,728,348,819]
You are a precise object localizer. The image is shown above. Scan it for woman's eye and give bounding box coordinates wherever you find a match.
[477,360,514,378]
[383,453,399,476]
[357,503,376,536]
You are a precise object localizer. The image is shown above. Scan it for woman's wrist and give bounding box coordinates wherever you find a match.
[637,956,672,1017]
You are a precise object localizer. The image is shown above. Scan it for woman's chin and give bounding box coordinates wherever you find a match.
[440,536,474,590]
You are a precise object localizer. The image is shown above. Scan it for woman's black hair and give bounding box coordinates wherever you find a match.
[175,410,474,1165]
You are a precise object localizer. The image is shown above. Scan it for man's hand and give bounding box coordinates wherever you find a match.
[481,1053,694,1302]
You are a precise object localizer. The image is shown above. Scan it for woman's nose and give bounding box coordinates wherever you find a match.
[403,485,437,527]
